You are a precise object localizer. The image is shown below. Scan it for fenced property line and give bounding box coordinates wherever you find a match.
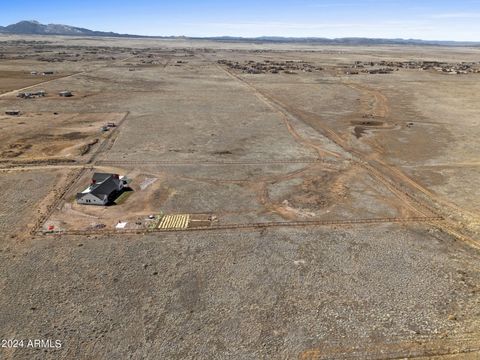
[87,111,130,164]
[95,159,327,166]
[38,216,444,236]
[30,167,91,235]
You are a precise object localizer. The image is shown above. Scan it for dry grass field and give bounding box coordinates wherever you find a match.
[0,169,65,236]
[0,112,125,163]
[0,70,67,95]
[0,35,479,359]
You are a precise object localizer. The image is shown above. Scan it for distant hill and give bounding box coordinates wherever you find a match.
[198,36,480,47]
[0,20,139,38]
[1,20,479,46]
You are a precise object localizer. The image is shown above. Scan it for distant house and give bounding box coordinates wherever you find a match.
[76,173,127,206]
[17,90,46,99]
[5,110,20,116]
[17,92,31,98]
[59,90,72,97]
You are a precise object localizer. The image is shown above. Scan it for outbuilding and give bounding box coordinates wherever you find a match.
[5,110,20,116]
[59,90,73,97]
[17,90,46,99]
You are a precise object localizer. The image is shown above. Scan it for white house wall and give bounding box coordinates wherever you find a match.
[77,193,107,206]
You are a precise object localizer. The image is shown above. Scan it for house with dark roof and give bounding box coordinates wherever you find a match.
[76,173,126,205]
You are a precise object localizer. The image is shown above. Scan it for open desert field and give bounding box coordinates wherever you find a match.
[0,112,125,164]
[0,70,68,95]
[0,35,479,359]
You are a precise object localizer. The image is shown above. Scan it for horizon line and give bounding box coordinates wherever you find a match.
[1,19,480,44]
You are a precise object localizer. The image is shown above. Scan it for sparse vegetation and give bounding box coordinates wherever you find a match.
[0,36,479,359]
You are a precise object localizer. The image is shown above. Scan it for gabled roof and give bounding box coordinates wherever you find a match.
[92,172,115,183]
[77,173,120,201]
[90,176,118,197]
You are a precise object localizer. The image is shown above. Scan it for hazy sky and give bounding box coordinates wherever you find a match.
[2,0,480,41]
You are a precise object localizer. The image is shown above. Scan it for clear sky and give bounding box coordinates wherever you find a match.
[2,0,480,41]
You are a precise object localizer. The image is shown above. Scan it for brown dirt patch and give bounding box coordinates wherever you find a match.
[0,112,125,163]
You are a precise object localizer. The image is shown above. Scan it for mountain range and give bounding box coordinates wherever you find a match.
[0,20,137,37]
[1,20,479,46]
